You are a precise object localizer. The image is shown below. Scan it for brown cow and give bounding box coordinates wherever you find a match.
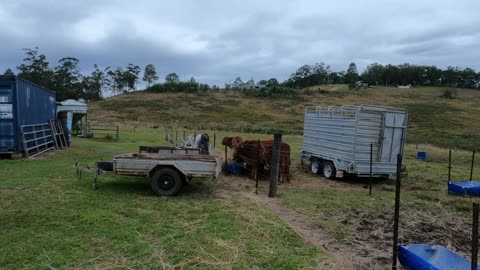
[222,137,290,182]
[221,136,243,150]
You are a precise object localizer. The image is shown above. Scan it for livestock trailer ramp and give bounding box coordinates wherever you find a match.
[300,105,408,178]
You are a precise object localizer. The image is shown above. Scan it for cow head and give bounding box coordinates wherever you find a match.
[222,136,243,149]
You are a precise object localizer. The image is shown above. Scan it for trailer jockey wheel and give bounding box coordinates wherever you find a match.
[310,160,321,175]
[323,162,336,179]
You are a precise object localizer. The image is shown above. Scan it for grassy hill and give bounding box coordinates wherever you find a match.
[3,85,480,269]
[89,85,480,149]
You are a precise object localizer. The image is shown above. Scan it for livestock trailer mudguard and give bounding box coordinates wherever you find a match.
[75,146,223,196]
[300,105,408,179]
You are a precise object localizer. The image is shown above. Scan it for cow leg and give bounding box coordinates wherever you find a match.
[246,164,254,179]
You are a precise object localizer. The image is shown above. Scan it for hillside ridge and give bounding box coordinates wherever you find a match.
[89,85,480,149]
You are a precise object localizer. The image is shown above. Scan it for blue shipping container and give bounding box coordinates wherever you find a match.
[0,75,56,153]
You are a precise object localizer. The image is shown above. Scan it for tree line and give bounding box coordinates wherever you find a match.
[3,48,162,101]
[224,61,480,93]
[284,62,480,89]
[5,47,480,101]
[146,76,213,95]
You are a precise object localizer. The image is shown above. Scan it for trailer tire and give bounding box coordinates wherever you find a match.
[323,162,336,179]
[378,175,390,181]
[151,168,183,196]
[310,160,321,175]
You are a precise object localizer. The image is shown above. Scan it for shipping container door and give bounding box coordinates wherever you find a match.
[0,78,16,152]
[380,112,406,163]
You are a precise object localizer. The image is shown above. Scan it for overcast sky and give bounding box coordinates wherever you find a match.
[1,0,480,86]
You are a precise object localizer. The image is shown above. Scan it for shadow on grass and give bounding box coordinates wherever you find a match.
[298,163,394,187]
[339,175,394,185]
[94,176,218,198]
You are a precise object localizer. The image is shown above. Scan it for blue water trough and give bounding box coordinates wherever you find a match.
[447,149,479,197]
[449,181,480,196]
[398,244,480,270]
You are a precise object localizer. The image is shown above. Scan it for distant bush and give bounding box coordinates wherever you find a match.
[303,88,314,95]
[242,86,296,98]
[441,88,458,99]
[317,88,328,94]
[146,81,211,94]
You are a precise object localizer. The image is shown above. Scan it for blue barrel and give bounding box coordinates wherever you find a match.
[227,164,244,175]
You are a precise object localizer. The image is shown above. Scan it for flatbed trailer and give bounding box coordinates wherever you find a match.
[77,146,222,196]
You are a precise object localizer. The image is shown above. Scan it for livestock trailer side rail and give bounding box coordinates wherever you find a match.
[300,105,408,178]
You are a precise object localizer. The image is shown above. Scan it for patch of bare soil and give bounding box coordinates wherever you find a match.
[341,207,472,264]
[286,164,359,191]
[29,149,57,159]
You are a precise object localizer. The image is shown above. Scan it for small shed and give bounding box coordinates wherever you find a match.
[57,99,87,146]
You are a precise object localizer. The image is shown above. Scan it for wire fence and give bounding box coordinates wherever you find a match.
[73,124,297,183]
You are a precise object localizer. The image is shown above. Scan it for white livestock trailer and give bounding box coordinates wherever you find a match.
[300,105,408,179]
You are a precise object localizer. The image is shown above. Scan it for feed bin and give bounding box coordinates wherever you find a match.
[0,75,56,156]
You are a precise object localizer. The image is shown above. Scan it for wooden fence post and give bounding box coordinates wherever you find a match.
[269,134,282,198]
[256,139,260,195]
[214,133,216,149]
[472,202,479,270]
[224,145,228,174]
[369,143,373,196]
[392,154,403,269]
[471,150,476,181]
[448,149,452,183]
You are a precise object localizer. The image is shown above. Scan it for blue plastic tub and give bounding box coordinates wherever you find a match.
[417,151,427,160]
[227,164,244,175]
[398,244,480,270]
[448,181,480,197]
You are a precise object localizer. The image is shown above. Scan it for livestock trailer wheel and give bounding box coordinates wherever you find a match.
[323,162,336,179]
[151,168,183,196]
[310,160,321,175]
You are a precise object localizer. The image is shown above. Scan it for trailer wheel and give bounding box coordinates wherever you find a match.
[310,160,321,175]
[323,162,336,179]
[151,168,183,196]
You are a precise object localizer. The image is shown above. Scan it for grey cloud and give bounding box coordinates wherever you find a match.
[1,0,480,87]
